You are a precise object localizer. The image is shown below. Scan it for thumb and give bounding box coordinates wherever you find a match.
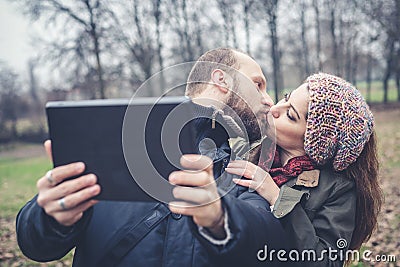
[44,140,53,163]
[180,154,213,174]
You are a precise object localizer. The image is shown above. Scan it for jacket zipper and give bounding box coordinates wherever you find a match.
[212,110,218,129]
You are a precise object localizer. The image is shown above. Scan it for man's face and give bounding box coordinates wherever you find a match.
[224,52,273,142]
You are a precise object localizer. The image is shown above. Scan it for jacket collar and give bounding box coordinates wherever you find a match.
[191,102,246,139]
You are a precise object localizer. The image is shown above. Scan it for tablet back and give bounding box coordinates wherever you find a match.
[46,96,197,202]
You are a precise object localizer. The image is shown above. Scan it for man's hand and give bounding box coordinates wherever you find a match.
[36,140,101,226]
[168,154,226,239]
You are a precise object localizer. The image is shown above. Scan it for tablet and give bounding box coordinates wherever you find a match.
[46,96,198,202]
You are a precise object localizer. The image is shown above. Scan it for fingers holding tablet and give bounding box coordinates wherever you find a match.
[37,162,85,189]
[36,160,101,226]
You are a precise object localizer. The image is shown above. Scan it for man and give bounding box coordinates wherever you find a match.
[16,48,287,266]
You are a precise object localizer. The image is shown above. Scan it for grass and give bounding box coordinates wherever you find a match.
[274,79,399,103]
[0,151,74,266]
[357,80,399,103]
[0,105,399,266]
[0,156,50,217]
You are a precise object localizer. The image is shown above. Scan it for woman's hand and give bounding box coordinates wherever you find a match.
[225,160,280,206]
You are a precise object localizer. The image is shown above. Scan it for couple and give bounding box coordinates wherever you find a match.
[16,48,382,266]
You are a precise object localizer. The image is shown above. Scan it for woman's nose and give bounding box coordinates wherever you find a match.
[269,105,281,118]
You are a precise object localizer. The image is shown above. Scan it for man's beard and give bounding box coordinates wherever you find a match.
[225,93,262,142]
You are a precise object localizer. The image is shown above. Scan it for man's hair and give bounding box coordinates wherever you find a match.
[185,48,243,97]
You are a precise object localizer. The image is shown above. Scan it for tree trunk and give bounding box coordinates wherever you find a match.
[397,46,400,102]
[366,53,372,103]
[10,94,18,139]
[131,0,155,95]
[28,60,39,104]
[383,38,395,103]
[338,17,344,76]
[300,0,310,76]
[244,2,251,55]
[269,0,282,103]
[193,13,204,53]
[351,44,359,86]
[396,69,400,102]
[313,0,322,71]
[329,7,340,75]
[217,0,232,47]
[86,0,105,99]
[231,16,238,48]
[154,0,165,91]
[182,0,194,61]
[352,54,358,86]
[94,35,105,99]
[345,37,352,82]
[11,119,17,140]
[383,74,390,104]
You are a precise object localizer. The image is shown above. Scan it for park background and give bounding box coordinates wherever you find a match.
[0,0,399,266]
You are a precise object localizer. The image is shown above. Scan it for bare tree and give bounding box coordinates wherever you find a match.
[395,0,400,101]
[153,0,164,72]
[366,53,373,103]
[27,59,46,130]
[182,0,195,60]
[192,12,205,53]
[326,1,341,75]
[396,44,400,101]
[355,0,400,102]
[350,39,359,86]
[312,0,323,71]
[243,0,256,55]
[17,0,115,99]
[216,0,239,48]
[300,0,310,76]
[28,59,40,105]
[109,0,161,95]
[383,37,395,103]
[0,62,22,140]
[259,0,283,103]
[165,0,208,62]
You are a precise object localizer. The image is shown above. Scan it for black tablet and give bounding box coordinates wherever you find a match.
[46,96,198,202]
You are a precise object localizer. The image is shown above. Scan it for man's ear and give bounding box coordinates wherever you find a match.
[211,69,230,94]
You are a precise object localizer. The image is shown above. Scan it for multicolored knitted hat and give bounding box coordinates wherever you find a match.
[304,73,374,171]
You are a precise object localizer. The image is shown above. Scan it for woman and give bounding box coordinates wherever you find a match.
[225,73,383,266]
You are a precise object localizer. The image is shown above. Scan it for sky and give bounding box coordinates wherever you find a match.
[0,0,37,75]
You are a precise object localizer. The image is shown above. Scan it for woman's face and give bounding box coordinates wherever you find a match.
[269,83,309,153]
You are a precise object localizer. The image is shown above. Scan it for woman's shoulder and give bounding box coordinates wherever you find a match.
[302,168,356,212]
[318,167,356,195]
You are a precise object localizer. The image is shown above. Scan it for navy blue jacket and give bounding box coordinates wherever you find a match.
[16,104,288,266]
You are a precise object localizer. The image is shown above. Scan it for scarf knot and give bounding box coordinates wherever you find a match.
[259,150,316,187]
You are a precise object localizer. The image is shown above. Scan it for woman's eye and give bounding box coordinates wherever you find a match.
[286,109,295,121]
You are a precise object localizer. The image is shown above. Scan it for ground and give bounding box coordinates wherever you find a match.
[359,105,400,267]
[0,105,399,266]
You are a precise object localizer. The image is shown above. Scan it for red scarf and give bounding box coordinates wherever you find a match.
[259,149,316,187]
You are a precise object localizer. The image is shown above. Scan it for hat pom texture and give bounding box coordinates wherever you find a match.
[304,73,374,171]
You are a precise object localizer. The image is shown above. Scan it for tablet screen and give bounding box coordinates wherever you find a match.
[46,97,198,202]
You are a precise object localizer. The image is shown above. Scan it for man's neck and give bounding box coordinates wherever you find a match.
[191,89,226,110]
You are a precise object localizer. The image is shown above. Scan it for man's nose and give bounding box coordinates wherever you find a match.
[261,92,274,107]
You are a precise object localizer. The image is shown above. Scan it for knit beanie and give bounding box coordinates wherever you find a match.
[304,73,374,171]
